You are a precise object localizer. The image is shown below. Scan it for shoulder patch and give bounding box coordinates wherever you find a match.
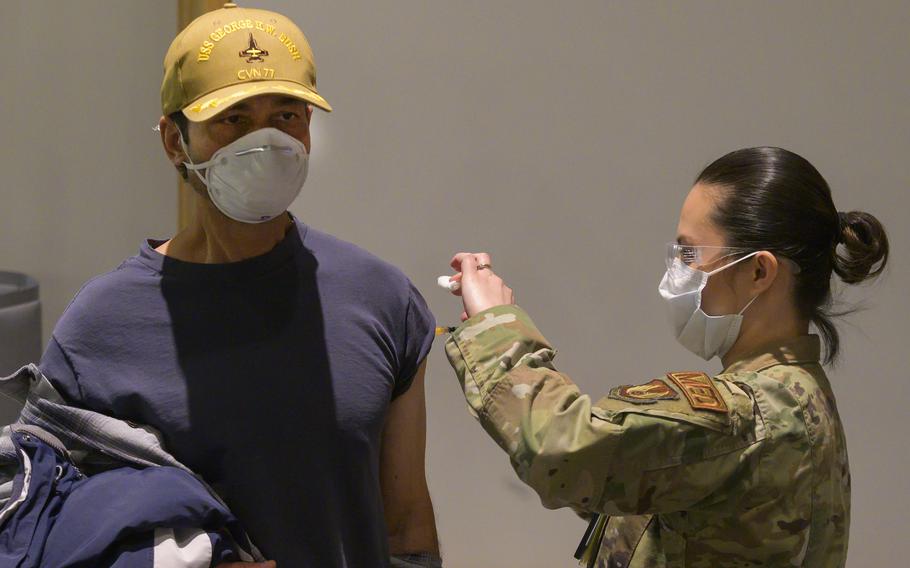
[608,379,679,405]
[667,373,727,413]
[666,372,728,413]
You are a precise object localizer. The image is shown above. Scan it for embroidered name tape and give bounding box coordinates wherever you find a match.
[666,371,728,413]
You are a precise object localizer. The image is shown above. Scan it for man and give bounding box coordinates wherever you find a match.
[39,3,440,566]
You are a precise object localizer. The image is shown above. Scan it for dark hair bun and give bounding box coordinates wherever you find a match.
[834,210,889,284]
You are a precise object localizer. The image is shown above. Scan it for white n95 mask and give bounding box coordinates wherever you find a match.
[182,127,308,224]
[658,251,761,360]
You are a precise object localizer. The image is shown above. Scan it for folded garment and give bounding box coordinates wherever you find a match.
[0,365,262,567]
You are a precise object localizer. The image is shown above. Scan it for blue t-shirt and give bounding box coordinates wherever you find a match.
[39,219,436,567]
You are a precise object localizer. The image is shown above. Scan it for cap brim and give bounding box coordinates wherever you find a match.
[182,80,332,122]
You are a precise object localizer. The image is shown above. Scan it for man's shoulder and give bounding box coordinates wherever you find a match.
[302,225,411,286]
[54,256,155,333]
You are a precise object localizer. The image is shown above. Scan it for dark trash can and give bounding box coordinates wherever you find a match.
[0,271,41,423]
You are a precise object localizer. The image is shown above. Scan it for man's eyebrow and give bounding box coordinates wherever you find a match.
[273,96,308,106]
[218,102,251,115]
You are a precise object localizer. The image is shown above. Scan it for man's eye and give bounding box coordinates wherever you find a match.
[279,112,299,121]
[221,115,242,124]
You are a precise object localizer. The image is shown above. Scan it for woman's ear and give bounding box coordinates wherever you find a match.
[750,251,779,295]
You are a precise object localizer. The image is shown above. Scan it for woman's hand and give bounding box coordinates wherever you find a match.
[449,252,515,321]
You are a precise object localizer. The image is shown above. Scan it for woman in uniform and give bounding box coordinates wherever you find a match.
[442,147,888,566]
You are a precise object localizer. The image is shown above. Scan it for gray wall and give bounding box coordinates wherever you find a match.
[2,1,908,566]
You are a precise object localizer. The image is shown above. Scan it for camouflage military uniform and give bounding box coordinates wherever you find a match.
[444,306,850,567]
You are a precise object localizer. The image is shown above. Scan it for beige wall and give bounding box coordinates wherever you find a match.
[1,1,908,566]
[0,0,178,344]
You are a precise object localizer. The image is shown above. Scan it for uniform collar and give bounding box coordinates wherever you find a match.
[722,334,822,374]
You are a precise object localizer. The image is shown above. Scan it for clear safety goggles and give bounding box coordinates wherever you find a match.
[666,243,752,270]
[666,242,802,274]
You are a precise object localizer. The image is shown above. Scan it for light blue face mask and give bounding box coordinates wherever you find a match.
[658,251,761,360]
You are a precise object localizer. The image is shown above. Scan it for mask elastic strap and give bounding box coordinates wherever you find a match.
[708,251,763,316]
[705,250,761,276]
[738,293,760,316]
[178,132,213,186]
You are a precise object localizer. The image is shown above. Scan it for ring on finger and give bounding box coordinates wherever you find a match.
[476,263,492,271]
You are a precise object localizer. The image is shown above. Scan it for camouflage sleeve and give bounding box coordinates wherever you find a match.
[444,305,767,516]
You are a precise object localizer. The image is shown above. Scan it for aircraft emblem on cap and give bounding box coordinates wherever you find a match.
[239,33,269,63]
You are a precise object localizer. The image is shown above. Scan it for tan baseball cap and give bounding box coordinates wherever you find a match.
[161,2,331,122]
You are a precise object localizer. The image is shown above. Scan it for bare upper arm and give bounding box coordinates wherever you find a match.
[380,360,439,553]
[381,360,429,502]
